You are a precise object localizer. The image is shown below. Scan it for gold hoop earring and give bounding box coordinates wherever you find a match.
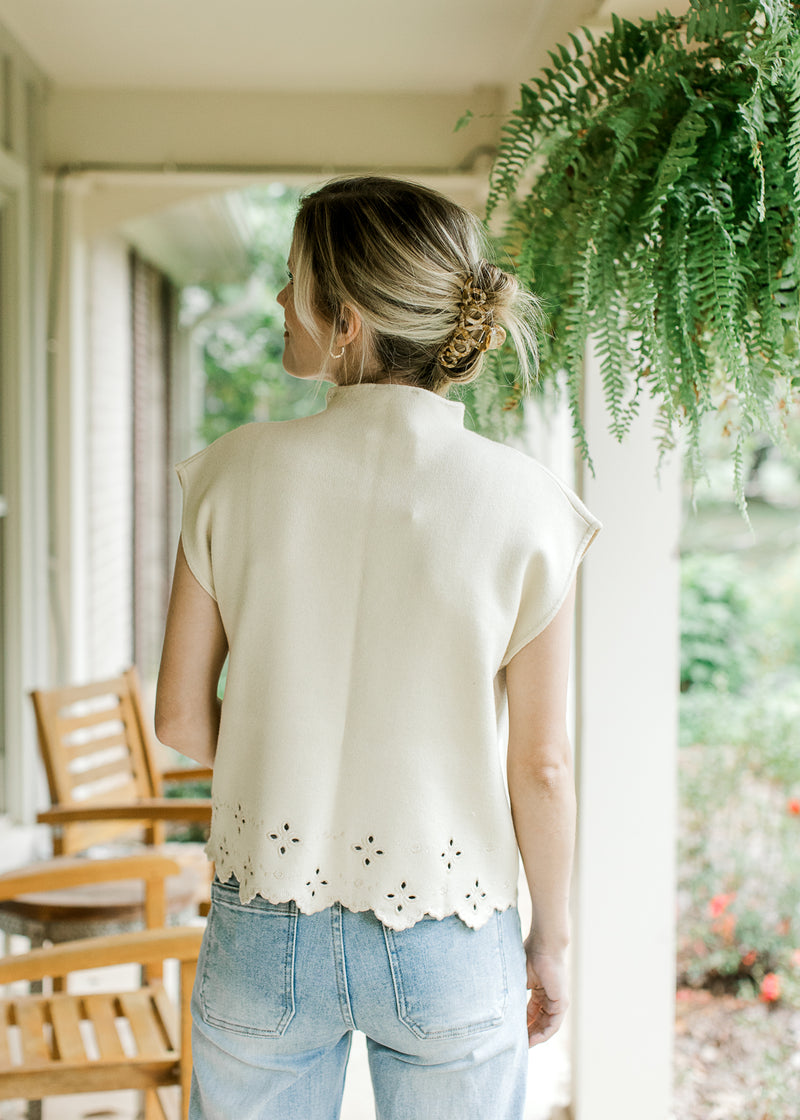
[330,347,345,359]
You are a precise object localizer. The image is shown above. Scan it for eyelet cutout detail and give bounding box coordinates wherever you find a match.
[465,879,488,912]
[268,822,301,856]
[441,838,463,871]
[305,868,328,898]
[386,881,417,916]
[352,835,385,867]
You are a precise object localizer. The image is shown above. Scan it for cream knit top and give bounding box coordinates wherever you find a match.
[178,383,600,931]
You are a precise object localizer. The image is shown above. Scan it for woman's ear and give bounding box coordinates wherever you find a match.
[336,304,362,348]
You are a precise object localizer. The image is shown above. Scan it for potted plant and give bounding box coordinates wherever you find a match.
[480,0,800,506]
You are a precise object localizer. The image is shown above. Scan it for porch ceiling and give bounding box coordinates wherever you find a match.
[0,0,672,96]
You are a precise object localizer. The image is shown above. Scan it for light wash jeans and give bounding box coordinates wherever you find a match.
[190,877,528,1119]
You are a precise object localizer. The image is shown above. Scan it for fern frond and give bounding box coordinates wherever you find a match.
[487,0,800,508]
[786,39,800,207]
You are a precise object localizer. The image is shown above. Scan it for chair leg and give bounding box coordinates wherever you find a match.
[144,1088,169,1120]
[28,931,46,997]
[26,1102,42,1120]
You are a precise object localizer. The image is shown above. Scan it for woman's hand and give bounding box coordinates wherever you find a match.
[524,936,569,1047]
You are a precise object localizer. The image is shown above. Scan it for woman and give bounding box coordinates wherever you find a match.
[156,176,600,1120]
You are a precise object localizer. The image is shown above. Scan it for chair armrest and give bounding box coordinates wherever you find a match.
[0,853,182,903]
[0,925,204,984]
[161,767,213,784]
[37,797,212,826]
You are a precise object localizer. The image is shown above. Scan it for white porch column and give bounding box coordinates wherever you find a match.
[0,152,49,829]
[571,344,681,1119]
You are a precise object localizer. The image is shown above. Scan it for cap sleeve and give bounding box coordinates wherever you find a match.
[501,472,601,667]
[176,444,217,601]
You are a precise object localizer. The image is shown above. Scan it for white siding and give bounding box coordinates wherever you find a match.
[85,234,133,677]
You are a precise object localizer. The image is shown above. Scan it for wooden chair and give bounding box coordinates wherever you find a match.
[0,669,214,962]
[32,667,212,856]
[0,853,203,1120]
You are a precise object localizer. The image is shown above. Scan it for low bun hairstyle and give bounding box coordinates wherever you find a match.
[290,176,543,393]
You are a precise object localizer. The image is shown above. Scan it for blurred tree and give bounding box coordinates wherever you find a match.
[181,183,327,443]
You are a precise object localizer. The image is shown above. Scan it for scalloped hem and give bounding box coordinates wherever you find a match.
[210,857,517,932]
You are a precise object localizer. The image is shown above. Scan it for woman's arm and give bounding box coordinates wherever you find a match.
[155,539,228,767]
[506,580,577,1047]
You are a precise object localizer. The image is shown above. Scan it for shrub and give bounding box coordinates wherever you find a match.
[678,547,800,1003]
[680,554,756,692]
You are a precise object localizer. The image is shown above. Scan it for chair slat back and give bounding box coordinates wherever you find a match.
[47,997,86,1064]
[0,987,179,1100]
[32,669,165,856]
[0,856,196,1119]
[82,993,126,1059]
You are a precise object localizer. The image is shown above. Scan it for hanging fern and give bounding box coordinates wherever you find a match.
[483,0,800,508]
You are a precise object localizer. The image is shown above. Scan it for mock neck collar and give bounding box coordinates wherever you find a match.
[325,382,466,427]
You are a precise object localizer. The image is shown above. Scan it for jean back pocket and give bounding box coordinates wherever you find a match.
[383,911,509,1040]
[198,881,297,1038]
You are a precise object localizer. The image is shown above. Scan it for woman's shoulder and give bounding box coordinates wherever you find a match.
[175,423,267,498]
[458,427,600,534]
[459,426,573,495]
[178,418,298,471]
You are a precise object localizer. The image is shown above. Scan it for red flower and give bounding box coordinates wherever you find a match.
[791,949,800,969]
[741,950,757,969]
[709,892,736,918]
[788,798,800,816]
[760,973,781,1003]
[713,913,737,944]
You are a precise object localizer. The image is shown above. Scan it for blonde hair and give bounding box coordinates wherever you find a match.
[291,176,542,393]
